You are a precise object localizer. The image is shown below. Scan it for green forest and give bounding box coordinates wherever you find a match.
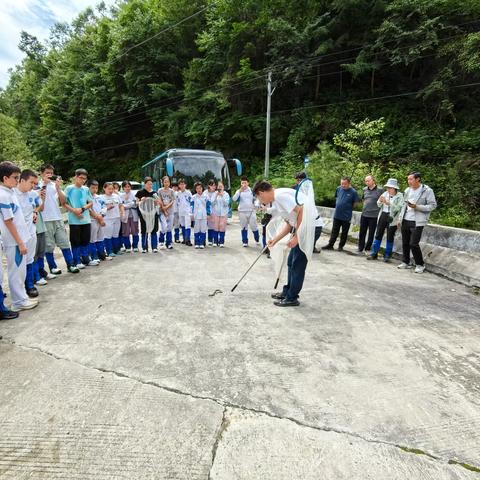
[0,0,479,229]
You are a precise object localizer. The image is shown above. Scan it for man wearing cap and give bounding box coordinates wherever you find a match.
[356,175,383,254]
[397,172,437,273]
[367,178,403,261]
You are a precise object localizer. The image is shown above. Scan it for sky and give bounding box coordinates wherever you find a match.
[0,0,116,88]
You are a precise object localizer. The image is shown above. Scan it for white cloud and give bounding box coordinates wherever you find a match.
[0,0,116,88]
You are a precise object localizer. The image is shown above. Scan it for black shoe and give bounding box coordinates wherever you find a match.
[186,240,193,246]
[27,287,39,298]
[313,247,321,254]
[174,238,180,243]
[39,268,49,279]
[337,246,344,252]
[263,248,270,255]
[98,253,107,261]
[271,292,285,300]
[0,310,19,320]
[322,244,334,250]
[81,256,90,266]
[366,254,378,260]
[274,298,300,307]
[383,256,392,263]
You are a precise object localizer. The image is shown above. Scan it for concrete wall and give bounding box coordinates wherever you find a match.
[318,206,480,288]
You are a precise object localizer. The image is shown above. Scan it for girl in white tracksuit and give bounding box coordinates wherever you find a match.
[232,177,259,247]
[101,182,124,257]
[211,181,230,247]
[158,176,176,249]
[120,181,139,252]
[205,180,217,245]
[191,182,210,249]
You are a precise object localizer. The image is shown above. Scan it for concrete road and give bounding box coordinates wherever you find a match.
[1,219,479,479]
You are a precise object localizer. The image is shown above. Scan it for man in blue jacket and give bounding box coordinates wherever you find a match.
[322,176,360,251]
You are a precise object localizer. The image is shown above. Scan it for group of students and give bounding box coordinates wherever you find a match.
[0,161,270,320]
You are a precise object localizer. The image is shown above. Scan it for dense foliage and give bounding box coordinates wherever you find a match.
[1,0,479,228]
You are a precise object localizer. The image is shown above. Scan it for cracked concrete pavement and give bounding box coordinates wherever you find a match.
[0,220,479,479]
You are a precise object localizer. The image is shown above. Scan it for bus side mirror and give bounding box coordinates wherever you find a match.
[166,158,174,177]
[233,159,242,176]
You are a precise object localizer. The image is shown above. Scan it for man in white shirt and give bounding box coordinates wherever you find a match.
[40,164,79,274]
[253,181,309,307]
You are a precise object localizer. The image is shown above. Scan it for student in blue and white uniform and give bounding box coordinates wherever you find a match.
[172,182,180,243]
[158,176,176,250]
[15,169,40,298]
[64,169,96,269]
[0,161,38,312]
[191,182,210,249]
[101,182,124,258]
[88,180,109,261]
[176,179,193,247]
[232,176,259,247]
[120,181,139,252]
[205,180,217,246]
[211,181,230,247]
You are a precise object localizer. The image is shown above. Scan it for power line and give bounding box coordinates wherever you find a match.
[114,5,210,61]
[63,18,480,134]
[68,33,475,143]
[62,81,480,163]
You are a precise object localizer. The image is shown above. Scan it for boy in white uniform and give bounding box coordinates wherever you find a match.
[176,179,193,247]
[232,176,259,247]
[88,180,109,261]
[40,164,79,274]
[101,182,124,257]
[0,162,38,312]
[15,169,40,298]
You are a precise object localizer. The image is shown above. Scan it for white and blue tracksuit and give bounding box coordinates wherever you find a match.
[177,190,193,242]
[15,189,38,292]
[89,194,107,259]
[205,190,217,244]
[192,192,211,246]
[212,191,230,245]
[232,187,259,244]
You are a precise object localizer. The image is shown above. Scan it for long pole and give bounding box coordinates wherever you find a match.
[264,71,272,179]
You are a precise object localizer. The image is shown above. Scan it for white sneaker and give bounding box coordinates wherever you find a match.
[153,248,158,253]
[219,244,224,248]
[105,256,113,261]
[120,246,126,252]
[200,245,205,249]
[397,262,413,269]
[243,243,248,248]
[35,278,48,286]
[88,260,99,266]
[208,242,213,247]
[133,248,139,252]
[46,273,57,280]
[142,249,147,253]
[11,298,39,312]
[414,265,426,274]
[51,268,62,275]
[195,245,200,249]
[76,263,86,270]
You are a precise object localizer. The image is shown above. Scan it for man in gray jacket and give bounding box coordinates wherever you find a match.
[397,172,437,273]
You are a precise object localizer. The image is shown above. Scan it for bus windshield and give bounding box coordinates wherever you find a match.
[173,155,229,189]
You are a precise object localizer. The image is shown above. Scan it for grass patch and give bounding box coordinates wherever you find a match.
[448,460,480,473]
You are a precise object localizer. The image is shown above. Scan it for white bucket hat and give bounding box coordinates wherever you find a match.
[384,178,400,190]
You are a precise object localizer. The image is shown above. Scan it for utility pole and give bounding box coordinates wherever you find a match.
[264,71,275,179]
